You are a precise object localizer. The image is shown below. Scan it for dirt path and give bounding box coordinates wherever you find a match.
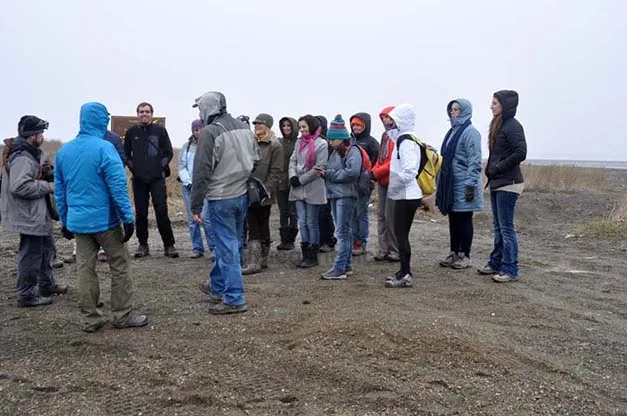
[1,176,625,415]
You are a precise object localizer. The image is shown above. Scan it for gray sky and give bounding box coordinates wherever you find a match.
[2,0,625,161]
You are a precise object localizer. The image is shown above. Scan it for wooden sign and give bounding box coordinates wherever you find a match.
[111,116,166,141]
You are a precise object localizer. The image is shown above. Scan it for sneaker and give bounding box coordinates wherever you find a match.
[386,252,400,262]
[208,303,248,315]
[63,254,76,264]
[374,251,388,261]
[352,240,364,256]
[164,246,179,258]
[477,264,498,275]
[385,273,413,288]
[386,270,404,281]
[345,266,354,276]
[190,251,204,259]
[17,296,53,308]
[134,245,150,258]
[318,243,335,253]
[321,268,347,280]
[492,272,519,283]
[113,314,149,329]
[39,284,69,297]
[439,252,458,267]
[83,320,108,333]
[451,256,471,270]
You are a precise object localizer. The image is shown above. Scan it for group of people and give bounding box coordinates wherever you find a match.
[0,89,527,330]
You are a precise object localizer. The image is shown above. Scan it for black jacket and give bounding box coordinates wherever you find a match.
[350,112,379,165]
[124,123,173,183]
[485,90,527,189]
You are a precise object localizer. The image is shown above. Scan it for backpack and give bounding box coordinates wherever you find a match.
[396,134,442,196]
[350,144,373,195]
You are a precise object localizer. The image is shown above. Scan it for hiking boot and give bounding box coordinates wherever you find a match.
[386,252,400,262]
[208,302,248,315]
[53,258,64,269]
[40,284,69,297]
[439,252,458,267]
[113,314,149,329]
[374,251,388,261]
[477,264,498,275]
[63,254,76,264]
[242,240,262,275]
[190,251,204,259]
[345,266,354,276]
[277,241,294,250]
[385,273,413,288]
[134,245,150,258]
[319,243,335,253]
[321,268,347,280]
[492,272,519,283]
[352,240,364,256]
[164,246,179,258]
[83,320,108,333]
[277,227,295,251]
[98,251,108,262]
[296,243,309,268]
[451,256,471,270]
[299,244,319,268]
[17,296,53,308]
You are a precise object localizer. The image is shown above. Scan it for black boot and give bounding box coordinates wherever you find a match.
[277,227,292,251]
[300,244,319,268]
[296,242,309,268]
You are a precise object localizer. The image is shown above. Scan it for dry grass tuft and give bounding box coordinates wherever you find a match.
[521,164,609,193]
[577,193,627,238]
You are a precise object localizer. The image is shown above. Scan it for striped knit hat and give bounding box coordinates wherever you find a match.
[327,114,350,140]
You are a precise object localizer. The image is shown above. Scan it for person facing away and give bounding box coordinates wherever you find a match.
[55,102,148,332]
[179,119,215,259]
[319,115,361,280]
[276,117,300,251]
[479,90,527,283]
[191,91,259,315]
[1,115,68,307]
[436,99,483,270]
[384,104,423,289]
[241,114,284,275]
[123,101,178,259]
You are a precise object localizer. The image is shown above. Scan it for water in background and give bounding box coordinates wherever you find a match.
[524,159,627,170]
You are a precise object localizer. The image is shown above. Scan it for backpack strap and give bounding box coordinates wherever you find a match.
[396,134,428,176]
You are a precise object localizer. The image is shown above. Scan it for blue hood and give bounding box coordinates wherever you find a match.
[79,102,109,137]
[447,98,472,128]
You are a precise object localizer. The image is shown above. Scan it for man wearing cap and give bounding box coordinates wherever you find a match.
[191,91,259,315]
[241,114,283,275]
[1,115,69,307]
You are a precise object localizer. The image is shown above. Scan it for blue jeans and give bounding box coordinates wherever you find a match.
[17,234,57,301]
[182,186,215,254]
[206,195,248,306]
[352,193,370,245]
[488,190,520,277]
[294,201,321,244]
[331,197,356,272]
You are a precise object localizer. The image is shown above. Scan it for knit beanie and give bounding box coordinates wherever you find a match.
[191,119,203,132]
[327,114,350,140]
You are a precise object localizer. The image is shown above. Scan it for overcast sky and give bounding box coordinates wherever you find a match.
[2,0,625,161]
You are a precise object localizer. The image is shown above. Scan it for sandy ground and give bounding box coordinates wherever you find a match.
[0,171,625,415]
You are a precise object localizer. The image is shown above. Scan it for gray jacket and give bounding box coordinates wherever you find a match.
[325,145,361,199]
[0,137,54,236]
[288,137,328,205]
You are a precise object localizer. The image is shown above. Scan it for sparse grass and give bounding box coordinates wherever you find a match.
[577,193,627,238]
[521,164,609,193]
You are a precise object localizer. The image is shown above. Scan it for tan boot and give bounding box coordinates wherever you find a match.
[242,240,262,275]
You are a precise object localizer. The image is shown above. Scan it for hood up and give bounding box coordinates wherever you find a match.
[447,98,473,128]
[494,90,519,121]
[349,112,372,138]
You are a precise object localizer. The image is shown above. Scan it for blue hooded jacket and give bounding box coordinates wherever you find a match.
[54,102,134,233]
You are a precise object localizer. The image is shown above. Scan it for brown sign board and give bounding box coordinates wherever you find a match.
[110,116,166,141]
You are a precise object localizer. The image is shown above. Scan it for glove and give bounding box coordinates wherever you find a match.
[122,222,134,243]
[465,186,475,202]
[185,183,192,191]
[290,176,300,187]
[61,226,74,240]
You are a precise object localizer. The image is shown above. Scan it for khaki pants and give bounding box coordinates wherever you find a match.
[76,227,133,327]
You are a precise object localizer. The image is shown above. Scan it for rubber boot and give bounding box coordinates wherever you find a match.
[296,242,309,268]
[242,240,262,275]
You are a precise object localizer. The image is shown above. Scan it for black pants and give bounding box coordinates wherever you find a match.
[247,205,272,243]
[133,178,175,247]
[319,200,337,246]
[448,211,474,257]
[394,199,421,276]
[277,189,298,230]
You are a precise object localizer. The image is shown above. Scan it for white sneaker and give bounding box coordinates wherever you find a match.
[451,256,471,269]
[385,273,413,288]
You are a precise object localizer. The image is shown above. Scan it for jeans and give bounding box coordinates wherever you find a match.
[182,186,215,254]
[394,199,421,276]
[294,201,321,244]
[132,178,175,247]
[16,234,57,301]
[376,185,398,255]
[352,193,370,245]
[330,197,356,272]
[448,211,474,257]
[207,195,248,306]
[488,191,520,277]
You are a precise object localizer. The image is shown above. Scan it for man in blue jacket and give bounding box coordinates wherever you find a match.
[55,102,148,332]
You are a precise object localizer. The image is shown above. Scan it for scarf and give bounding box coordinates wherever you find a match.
[435,120,471,215]
[298,128,320,170]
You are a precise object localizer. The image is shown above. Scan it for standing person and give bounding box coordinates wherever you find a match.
[1,116,68,307]
[192,91,258,315]
[479,90,527,282]
[384,104,422,288]
[179,119,215,259]
[316,115,337,253]
[319,115,361,280]
[372,106,400,262]
[242,114,283,275]
[349,113,379,256]
[436,99,483,269]
[55,102,148,332]
[124,102,178,258]
[276,117,299,251]
[289,115,328,268]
